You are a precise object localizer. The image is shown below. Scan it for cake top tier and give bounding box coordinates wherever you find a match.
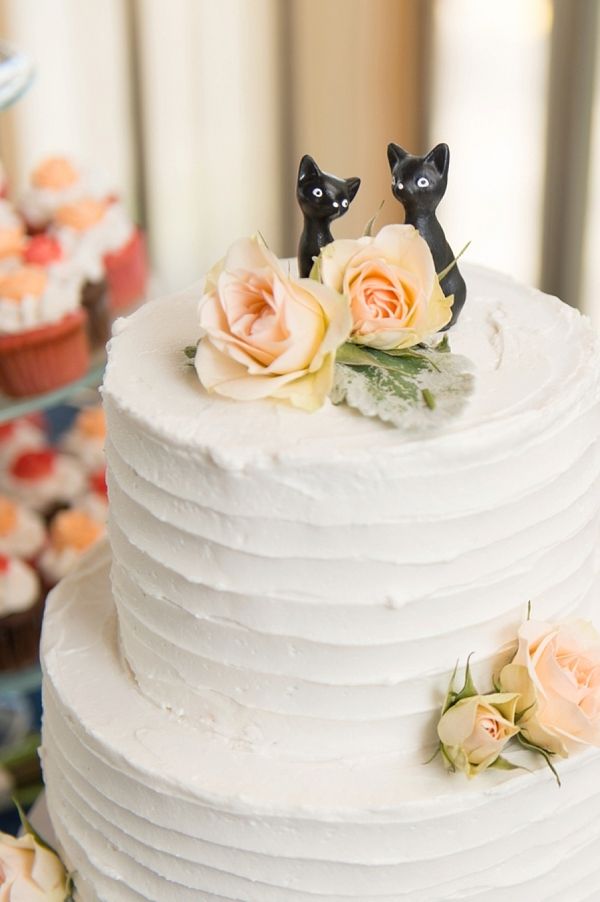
[103,264,599,466]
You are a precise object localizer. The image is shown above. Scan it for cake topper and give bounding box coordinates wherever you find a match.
[387,142,466,328]
[296,154,360,277]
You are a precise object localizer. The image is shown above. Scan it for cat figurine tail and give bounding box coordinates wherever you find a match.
[387,141,466,329]
[296,154,360,277]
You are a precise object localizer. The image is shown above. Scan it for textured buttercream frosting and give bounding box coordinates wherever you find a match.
[41,263,600,899]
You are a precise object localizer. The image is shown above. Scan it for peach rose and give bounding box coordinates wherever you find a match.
[32,156,79,191]
[316,224,453,350]
[0,267,47,301]
[195,236,352,411]
[55,198,107,231]
[500,619,600,757]
[437,693,520,777]
[0,831,68,901]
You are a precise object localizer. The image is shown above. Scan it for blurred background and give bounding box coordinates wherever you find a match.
[0,0,598,318]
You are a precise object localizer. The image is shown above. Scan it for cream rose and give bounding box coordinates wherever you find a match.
[437,693,520,777]
[499,619,600,757]
[194,236,351,411]
[0,831,68,901]
[316,224,453,350]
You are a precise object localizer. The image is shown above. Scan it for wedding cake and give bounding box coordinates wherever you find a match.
[40,148,600,901]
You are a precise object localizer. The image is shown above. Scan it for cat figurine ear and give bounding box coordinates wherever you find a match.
[387,141,466,328]
[424,142,449,177]
[387,142,409,169]
[296,155,361,277]
[298,154,321,182]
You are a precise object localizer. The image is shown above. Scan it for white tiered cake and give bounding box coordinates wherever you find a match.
[41,264,600,900]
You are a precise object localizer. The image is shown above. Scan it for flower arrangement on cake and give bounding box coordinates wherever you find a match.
[435,609,600,784]
[189,145,474,430]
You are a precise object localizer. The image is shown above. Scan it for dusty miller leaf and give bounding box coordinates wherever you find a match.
[331,343,474,430]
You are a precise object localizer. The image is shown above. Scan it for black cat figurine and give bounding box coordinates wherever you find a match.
[297,155,360,277]
[387,142,466,328]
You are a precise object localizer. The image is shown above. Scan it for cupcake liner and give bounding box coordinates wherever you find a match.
[104,227,148,311]
[0,595,44,672]
[0,309,91,398]
[81,278,111,349]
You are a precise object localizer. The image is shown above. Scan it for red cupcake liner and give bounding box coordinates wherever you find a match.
[0,309,91,398]
[104,228,148,312]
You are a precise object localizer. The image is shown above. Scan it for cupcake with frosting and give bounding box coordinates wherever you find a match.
[54,196,146,315]
[53,198,118,348]
[20,156,110,233]
[2,449,85,516]
[0,415,46,468]
[39,508,104,588]
[0,496,45,560]
[61,406,105,472]
[75,468,108,522]
[0,555,43,672]
[0,263,90,397]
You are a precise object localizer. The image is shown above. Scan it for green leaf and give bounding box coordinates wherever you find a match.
[434,334,450,353]
[453,653,479,703]
[13,797,56,853]
[331,345,474,430]
[516,734,562,787]
[183,345,197,360]
[437,240,471,281]
[489,754,521,772]
[362,200,385,237]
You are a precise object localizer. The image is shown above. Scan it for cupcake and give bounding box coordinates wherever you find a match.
[39,508,104,589]
[0,415,47,468]
[0,555,43,672]
[53,198,114,348]
[1,449,85,516]
[0,264,90,397]
[61,406,105,472]
[20,156,110,233]
[0,496,45,560]
[54,196,146,315]
[75,468,108,522]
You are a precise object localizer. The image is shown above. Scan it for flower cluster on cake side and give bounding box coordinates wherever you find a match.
[436,612,600,783]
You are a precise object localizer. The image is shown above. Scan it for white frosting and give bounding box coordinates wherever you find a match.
[0,199,22,229]
[41,264,600,899]
[0,265,83,334]
[100,265,600,760]
[41,545,600,901]
[0,557,39,615]
[20,166,111,229]
[0,501,46,558]
[1,454,85,514]
[54,203,133,284]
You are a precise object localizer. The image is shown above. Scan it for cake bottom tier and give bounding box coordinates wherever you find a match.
[41,544,600,902]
